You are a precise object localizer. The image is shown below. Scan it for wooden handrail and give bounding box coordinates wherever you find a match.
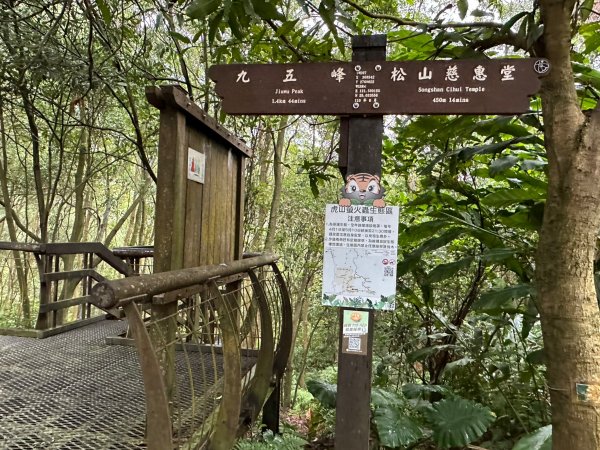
[0,241,132,276]
[90,253,279,310]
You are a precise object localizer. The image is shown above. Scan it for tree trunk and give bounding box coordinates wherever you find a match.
[58,119,90,324]
[282,257,315,408]
[248,125,273,250]
[264,116,288,252]
[0,96,31,327]
[19,86,48,242]
[537,0,600,447]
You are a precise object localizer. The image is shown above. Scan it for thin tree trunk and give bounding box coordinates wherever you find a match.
[19,86,47,242]
[282,262,314,409]
[248,126,273,250]
[537,0,600,447]
[264,116,288,252]
[58,117,90,324]
[0,96,31,327]
[103,180,151,248]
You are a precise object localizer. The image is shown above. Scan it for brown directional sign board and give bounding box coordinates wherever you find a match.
[208,59,550,115]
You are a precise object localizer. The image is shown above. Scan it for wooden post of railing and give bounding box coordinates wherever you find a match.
[35,249,50,330]
[208,281,241,450]
[123,301,173,450]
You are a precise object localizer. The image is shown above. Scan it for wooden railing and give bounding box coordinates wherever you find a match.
[90,254,293,449]
[0,242,153,337]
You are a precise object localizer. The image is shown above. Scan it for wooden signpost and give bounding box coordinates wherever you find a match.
[209,36,548,450]
[208,57,549,115]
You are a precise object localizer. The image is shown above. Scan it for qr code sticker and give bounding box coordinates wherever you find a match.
[384,266,394,277]
[348,337,361,352]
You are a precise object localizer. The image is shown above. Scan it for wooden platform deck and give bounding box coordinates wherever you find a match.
[0,320,256,449]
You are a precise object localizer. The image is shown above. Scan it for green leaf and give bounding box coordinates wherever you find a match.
[227,12,245,40]
[425,398,495,448]
[443,357,474,375]
[373,408,423,448]
[208,10,224,43]
[398,228,467,276]
[187,0,222,19]
[521,297,539,339]
[498,205,544,231]
[371,388,405,408]
[251,0,285,20]
[521,159,547,171]
[501,11,529,34]
[471,8,492,17]
[402,383,449,399]
[480,248,517,263]
[489,155,519,176]
[307,379,336,408]
[482,188,545,208]
[275,20,298,37]
[318,1,337,36]
[337,14,359,33]
[573,62,600,90]
[426,257,473,283]
[407,344,456,363]
[456,135,538,160]
[474,284,533,313]
[580,0,595,21]
[526,24,544,50]
[434,31,448,49]
[400,220,448,245]
[169,31,191,44]
[96,0,112,26]
[525,349,546,365]
[517,14,529,47]
[418,227,466,254]
[457,0,468,19]
[512,425,552,450]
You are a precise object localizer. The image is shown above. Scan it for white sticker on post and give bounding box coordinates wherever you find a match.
[187,148,205,184]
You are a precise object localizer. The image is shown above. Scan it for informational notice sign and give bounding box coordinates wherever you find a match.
[322,204,399,310]
[342,310,369,355]
[187,148,205,184]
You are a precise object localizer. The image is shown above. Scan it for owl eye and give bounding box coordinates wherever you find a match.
[368,185,374,192]
[352,185,357,192]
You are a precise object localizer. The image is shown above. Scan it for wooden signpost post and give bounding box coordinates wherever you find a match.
[209,35,548,450]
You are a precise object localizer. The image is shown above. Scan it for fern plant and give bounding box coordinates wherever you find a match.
[308,379,496,449]
[234,430,307,450]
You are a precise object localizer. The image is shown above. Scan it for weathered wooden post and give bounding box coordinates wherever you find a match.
[145,84,251,413]
[334,34,386,449]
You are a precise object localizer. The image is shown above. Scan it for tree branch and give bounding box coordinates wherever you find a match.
[340,0,504,30]
[266,19,307,62]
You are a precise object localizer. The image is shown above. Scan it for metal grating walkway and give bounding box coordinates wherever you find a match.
[0,319,259,449]
[0,320,146,449]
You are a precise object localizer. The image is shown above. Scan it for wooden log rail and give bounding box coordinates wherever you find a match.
[0,242,148,336]
[111,245,154,275]
[89,254,293,449]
